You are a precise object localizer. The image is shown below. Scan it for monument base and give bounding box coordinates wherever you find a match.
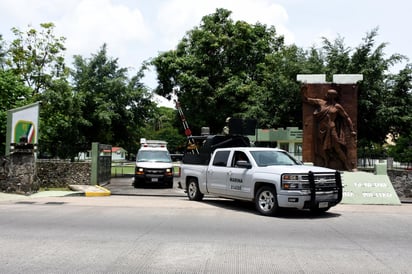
[341,169,401,205]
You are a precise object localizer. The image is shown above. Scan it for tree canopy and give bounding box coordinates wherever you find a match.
[0,24,158,158]
[152,9,411,152]
[71,44,156,157]
[153,8,288,134]
[0,11,411,163]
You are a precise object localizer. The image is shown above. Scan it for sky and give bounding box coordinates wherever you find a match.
[1,0,411,106]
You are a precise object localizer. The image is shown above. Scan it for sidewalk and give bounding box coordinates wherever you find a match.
[0,185,110,202]
[1,186,411,204]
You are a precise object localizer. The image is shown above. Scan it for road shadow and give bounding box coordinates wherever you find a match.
[200,198,341,219]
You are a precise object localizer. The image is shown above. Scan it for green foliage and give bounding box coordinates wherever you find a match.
[152,12,411,159]
[140,107,187,153]
[1,23,73,158]
[152,8,287,134]
[7,23,67,96]
[37,79,85,159]
[387,136,412,166]
[2,25,156,159]
[348,28,407,146]
[0,70,32,154]
[71,44,156,156]
[382,65,412,138]
[1,16,411,165]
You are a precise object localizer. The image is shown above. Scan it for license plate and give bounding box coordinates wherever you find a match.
[319,202,329,208]
[151,178,158,182]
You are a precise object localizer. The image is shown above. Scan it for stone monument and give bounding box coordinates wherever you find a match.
[298,74,362,171]
[297,74,401,205]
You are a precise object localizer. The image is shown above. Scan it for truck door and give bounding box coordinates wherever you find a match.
[226,151,253,199]
[206,150,230,195]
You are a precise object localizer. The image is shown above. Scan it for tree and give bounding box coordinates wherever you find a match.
[7,23,67,96]
[351,29,406,147]
[71,44,156,155]
[0,35,33,155]
[387,136,412,168]
[141,107,187,153]
[0,70,32,155]
[319,28,409,147]
[37,78,85,159]
[1,23,75,158]
[382,65,412,138]
[152,8,286,134]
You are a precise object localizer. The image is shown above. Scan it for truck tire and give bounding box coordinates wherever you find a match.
[187,178,204,201]
[255,186,279,216]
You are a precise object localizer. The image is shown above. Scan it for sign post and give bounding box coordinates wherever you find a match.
[6,102,40,155]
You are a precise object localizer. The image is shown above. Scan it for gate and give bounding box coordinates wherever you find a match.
[91,142,112,185]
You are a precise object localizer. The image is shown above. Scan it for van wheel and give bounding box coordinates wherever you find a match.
[133,180,142,188]
[255,186,279,216]
[187,179,204,201]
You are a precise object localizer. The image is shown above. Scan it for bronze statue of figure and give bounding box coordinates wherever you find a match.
[303,88,357,171]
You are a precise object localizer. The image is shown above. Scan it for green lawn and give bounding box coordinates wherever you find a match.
[111,164,135,176]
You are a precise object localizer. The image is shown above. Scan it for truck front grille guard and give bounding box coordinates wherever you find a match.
[308,171,316,209]
[308,171,343,208]
[335,171,343,203]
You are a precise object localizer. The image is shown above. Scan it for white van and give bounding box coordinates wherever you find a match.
[133,139,174,188]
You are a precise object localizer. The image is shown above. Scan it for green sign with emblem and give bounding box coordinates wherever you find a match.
[6,102,40,155]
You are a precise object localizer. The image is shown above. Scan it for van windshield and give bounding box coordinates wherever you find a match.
[137,151,172,163]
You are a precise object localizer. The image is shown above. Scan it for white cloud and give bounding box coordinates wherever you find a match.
[58,0,151,69]
[155,0,293,51]
[2,0,410,90]
[1,0,294,83]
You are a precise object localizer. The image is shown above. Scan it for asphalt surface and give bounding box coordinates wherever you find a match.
[1,190,412,273]
[104,176,185,196]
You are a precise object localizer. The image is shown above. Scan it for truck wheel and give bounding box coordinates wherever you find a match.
[187,179,204,201]
[255,186,279,216]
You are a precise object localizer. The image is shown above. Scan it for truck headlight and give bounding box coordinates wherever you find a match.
[282,182,300,189]
[283,174,299,180]
[136,168,144,175]
[281,174,309,190]
[165,168,173,176]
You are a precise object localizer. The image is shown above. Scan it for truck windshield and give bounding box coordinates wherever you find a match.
[250,150,301,167]
[137,151,172,163]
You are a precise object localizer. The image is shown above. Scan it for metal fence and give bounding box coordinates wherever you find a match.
[287,151,410,170]
[357,157,411,170]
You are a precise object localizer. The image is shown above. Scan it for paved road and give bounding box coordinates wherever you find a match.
[1,187,412,273]
[105,176,185,197]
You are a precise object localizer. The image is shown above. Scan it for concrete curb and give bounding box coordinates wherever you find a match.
[69,185,111,197]
[85,185,111,197]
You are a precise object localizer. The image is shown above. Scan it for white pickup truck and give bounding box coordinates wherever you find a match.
[179,142,342,216]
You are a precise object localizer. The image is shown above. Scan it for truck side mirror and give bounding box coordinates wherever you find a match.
[236,160,252,169]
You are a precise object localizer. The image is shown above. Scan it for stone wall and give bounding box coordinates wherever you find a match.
[388,170,412,198]
[3,158,412,198]
[36,161,92,188]
[0,151,39,194]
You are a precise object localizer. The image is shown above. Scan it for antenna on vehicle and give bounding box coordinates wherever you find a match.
[174,99,198,154]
